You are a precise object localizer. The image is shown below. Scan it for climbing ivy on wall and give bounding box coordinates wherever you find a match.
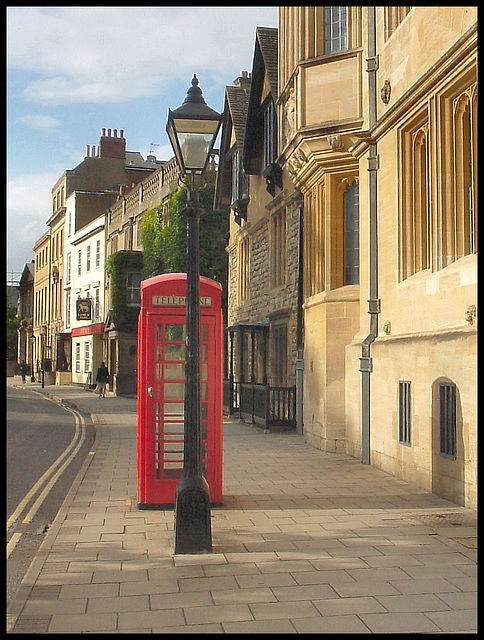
[105,250,144,330]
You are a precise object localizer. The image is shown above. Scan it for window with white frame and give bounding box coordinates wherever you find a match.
[75,342,81,373]
[94,287,100,320]
[95,239,101,268]
[126,273,141,306]
[66,290,71,328]
[84,342,90,374]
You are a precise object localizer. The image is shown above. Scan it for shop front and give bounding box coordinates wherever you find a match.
[70,322,105,387]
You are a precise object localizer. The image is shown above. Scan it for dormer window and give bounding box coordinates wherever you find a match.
[231,150,249,225]
[231,151,248,204]
[240,27,279,196]
[263,98,277,169]
[262,98,282,197]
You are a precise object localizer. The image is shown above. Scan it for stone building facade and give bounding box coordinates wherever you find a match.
[277,6,477,509]
[17,261,35,378]
[32,231,52,381]
[217,29,302,428]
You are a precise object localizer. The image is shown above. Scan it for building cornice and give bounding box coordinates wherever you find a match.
[71,224,106,246]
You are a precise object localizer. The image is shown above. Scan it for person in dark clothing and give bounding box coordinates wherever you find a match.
[19,361,27,383]
[95,362,109,398]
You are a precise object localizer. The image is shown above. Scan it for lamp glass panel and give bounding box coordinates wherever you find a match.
[173,118,219,135]
[178,132,215,170]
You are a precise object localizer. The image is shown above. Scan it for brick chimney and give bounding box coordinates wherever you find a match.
[233,71,251,88]
[98,128,126,159]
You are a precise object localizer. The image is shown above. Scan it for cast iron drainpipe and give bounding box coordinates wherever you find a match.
[296,200,305,435]
[360,6,381,465]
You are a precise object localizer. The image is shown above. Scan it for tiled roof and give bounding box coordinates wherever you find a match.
[256,27,278,97]
[226,82,251,154]
[243,26,278,175]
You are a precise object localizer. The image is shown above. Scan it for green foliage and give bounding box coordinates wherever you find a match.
[141,206,164,278]
[105,250,143,329]
[141,169,228,310]
[6,292,20,360]
[158,187,188,274]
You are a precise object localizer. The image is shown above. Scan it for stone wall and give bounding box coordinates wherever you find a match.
[227,192,301,387]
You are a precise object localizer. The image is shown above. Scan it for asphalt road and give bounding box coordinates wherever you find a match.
[6,384,95,606]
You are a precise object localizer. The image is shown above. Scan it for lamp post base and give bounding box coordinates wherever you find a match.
[174,475,212,554]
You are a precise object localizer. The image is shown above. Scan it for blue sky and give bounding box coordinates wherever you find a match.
[6,6,278,276]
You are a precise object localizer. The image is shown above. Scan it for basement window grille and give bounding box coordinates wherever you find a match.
[398,381,411,446]
[439,383,457,459]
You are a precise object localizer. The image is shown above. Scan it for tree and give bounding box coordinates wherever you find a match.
[6,292,20,361]
[141,168,228,310]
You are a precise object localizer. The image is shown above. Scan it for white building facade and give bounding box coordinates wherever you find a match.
[64,191,109,386]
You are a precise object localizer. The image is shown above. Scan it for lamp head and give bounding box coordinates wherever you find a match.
[166,75,221,174]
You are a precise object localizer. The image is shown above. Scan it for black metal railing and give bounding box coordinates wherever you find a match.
[267,386,296,426]
[223,379,240,415]
[226,379,296,428]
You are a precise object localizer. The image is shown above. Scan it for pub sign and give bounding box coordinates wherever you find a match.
[76,298,92,321]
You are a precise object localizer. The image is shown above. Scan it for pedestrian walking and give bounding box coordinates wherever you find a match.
[95,362,109,398]
[19,361,27,383]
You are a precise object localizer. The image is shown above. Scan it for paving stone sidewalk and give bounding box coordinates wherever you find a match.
[7,382,477,633]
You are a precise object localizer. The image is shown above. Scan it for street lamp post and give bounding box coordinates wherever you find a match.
[166,75,221,554]
[41,325,47,389]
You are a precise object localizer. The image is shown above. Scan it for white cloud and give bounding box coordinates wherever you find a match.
[7,6,278,106]
[7,171,58,272]
[16,115,62,130]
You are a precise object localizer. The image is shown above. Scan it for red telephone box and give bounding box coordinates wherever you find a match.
[137,273,223,508]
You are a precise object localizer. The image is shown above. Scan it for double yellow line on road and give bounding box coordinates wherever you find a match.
[6,390,87,559]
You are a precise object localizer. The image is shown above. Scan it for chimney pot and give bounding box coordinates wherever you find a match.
[234,71,251,87]
[120,129,124,138]
[98,128,126,159]
[86,145,90,157]
[102,128,106,136]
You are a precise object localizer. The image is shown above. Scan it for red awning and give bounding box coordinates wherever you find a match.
[71,323,105,337]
